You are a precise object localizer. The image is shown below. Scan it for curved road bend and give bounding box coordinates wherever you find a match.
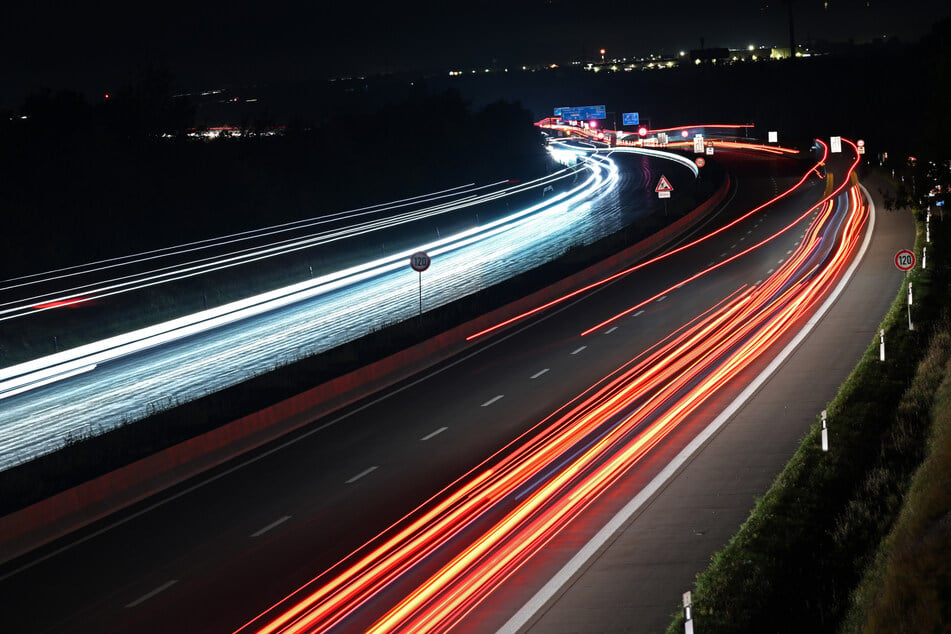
[495,171,914,634]
[0,149,844,633]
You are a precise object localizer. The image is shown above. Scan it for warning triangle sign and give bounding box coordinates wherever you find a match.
[655,175,674,192]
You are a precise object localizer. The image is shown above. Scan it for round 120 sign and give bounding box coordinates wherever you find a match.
[410,251,431,272]
[895,249,915,271]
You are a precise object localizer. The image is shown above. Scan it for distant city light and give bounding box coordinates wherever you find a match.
[748,44,755,51]
[679,51,685,57]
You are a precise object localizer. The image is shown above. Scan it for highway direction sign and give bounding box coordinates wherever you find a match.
[410,251,431,272]
[622,112,639,125]
[895,249,915,271]
[554,105,607,121]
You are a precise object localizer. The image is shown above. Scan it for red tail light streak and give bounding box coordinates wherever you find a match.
[241,141,867,633]
[466,140,830,342]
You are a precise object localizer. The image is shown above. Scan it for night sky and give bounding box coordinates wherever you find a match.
[2,0,948,106]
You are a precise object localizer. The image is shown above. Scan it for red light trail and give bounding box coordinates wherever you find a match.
[465,139,828,342]
[238,140,866,634]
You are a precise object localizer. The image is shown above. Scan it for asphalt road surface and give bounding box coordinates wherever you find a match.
[0,147,883,633]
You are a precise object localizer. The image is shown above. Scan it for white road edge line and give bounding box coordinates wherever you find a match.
[570,346,586,355]
[481,395,504,407]
[530,369,549,379]
[126,580,178,608]
[251,515,291,538]
[346,466,378,484]
[421,427,448,441]
[498,183,877,634]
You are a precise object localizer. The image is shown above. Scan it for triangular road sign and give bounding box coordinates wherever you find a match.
[655,175,674,192]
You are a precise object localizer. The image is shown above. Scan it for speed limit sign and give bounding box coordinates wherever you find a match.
[894,249,915,271]
[410,251,431,272]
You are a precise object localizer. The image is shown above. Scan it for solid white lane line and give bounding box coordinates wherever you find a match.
[481,395,504,407]
[346,466,378,483]
[251,516,291,538]
[421,427,448,441]
[530,368,550,379]
[500,182,880,634]
[126,580,178,608]
[570,346,586,355]
[605,326,618,334]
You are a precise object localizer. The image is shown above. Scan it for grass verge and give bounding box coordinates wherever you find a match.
[837,350,951,632]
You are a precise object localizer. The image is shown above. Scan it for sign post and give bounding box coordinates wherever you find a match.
[656,175,674,216]
[410,251,431,318]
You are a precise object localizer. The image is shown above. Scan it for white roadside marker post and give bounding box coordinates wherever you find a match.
[821,409,829,452]
[908,282,914,331]
[880,329,885,362]
[683,590,694,634]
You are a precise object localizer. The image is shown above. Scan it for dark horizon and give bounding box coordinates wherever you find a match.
[2,0,948,108]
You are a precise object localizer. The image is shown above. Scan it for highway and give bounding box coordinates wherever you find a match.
[0,146,698,469]
[0,142,866,633]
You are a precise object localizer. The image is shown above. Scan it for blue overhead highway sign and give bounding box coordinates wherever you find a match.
[554,105,606,121]
[622,112,639,125]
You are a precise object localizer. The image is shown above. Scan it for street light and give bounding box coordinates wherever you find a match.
[600,48,606,63]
